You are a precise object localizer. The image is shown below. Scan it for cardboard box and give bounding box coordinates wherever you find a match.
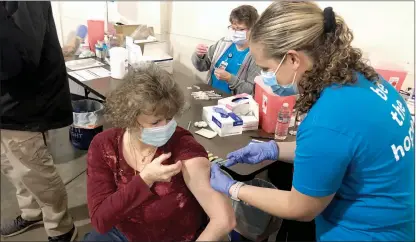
[202,105,243,137]
[114,24,140,36]
[114,24,155,40]
[218,94,259,131]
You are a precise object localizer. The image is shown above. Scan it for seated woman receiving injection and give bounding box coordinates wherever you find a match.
[83,63,235,242]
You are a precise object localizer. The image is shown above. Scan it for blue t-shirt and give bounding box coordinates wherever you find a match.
[293,73,415,241]
[211,43,249,94]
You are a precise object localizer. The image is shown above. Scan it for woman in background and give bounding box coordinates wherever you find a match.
[191,5,260,95]
[62,25,87,57]
[84,63,235,241]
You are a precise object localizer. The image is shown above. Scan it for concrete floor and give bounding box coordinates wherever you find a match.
[1,126,93,241]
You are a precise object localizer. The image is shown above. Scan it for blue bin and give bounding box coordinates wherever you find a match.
[69,99,104,150]
[69,125,103,150]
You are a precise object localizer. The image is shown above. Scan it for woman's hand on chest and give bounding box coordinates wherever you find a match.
[140,153,182,186]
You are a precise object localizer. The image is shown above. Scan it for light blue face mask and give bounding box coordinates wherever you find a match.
[261,54,298,96]
[270,84,297,96]
[139,119,177,147]
[231,30,247,45]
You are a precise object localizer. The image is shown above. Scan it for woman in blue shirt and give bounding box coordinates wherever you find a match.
[210,1,415,241]
[191,5,261,95]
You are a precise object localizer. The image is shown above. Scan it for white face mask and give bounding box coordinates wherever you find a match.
[230,30,247,45]
[231,31,247,45]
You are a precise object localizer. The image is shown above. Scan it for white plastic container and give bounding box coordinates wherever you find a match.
[109,47,128,79]
[128,45,143,66]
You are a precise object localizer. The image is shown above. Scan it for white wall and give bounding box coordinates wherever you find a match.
[169,1,415,89]
[316,1,414,89]
[55,1,107,46]
[108,1,162,33]
[51,2,63,46]
[170,1,271,42]
[52,1,163,45]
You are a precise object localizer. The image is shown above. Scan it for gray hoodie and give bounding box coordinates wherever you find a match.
[191,38,260,95]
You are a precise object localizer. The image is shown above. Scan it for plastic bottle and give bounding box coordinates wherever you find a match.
[289,109,297,128]
[275,102,291,140]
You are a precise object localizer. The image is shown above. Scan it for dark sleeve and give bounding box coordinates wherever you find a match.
[0,2,47,81]
[87,137,155,234]
[0,4,23,81]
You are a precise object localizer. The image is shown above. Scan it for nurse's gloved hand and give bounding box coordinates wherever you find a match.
[210,163,236,196]
[224,140,279,167]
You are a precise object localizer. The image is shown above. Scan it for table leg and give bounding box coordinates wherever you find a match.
[84,88,90,98]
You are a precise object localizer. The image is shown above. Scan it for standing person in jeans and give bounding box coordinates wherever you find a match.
[191,5,261,95]
[0,2,77,241]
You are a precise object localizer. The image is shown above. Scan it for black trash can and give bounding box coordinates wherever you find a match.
[221,167,282,242]
[69,99,104,150]
[231,178,282,241]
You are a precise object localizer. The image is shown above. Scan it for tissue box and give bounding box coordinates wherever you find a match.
[218,94,259,131]
[202,105,243,137]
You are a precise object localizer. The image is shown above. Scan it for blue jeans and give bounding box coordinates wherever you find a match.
[229,230,252,241]
[83,227,128,242]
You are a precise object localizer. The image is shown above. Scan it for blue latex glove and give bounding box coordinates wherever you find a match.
[76,25,88,39]
[210,163,236,196]
[224,140,279,167]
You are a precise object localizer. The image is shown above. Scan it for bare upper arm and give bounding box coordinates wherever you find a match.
[181,157,234,220]
[289,186,334,221]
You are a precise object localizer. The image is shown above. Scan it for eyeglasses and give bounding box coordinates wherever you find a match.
[227,25,247,32]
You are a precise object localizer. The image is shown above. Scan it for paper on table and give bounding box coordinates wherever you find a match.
[65,58,105,71]
[195,128,217,139]
[88,67,111,77]
[68,67,110,82]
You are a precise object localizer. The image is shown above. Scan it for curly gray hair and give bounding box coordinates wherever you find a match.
[104,63,185,128]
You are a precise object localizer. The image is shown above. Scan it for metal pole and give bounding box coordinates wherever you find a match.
[105,0,109,32]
